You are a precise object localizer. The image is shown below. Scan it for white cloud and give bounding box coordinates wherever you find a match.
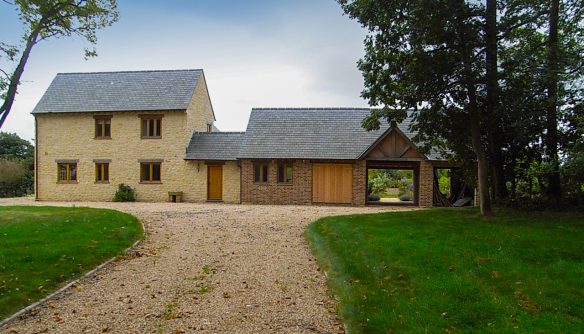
[3,1,368,139]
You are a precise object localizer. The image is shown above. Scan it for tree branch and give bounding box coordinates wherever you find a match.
[0,68,10,79]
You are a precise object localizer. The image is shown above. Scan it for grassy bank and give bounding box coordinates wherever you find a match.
[0,206,143,320]
[306,208,584,333]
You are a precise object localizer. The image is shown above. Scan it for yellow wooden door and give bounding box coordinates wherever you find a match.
[312,163,353,204]
[207,165,223,200]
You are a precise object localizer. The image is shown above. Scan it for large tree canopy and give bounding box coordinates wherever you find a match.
[338,0,584,213]
[339,0,493,214]
[0,0,119,128]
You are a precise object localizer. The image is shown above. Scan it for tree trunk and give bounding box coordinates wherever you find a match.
[468,87,492,216]
[462,52,492,215]
[455,0,492,216]
[545,0,561,198]
[485,0,508,201]
[0,26,41,129]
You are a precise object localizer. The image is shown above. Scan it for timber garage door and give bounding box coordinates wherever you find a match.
[312,163,353,204]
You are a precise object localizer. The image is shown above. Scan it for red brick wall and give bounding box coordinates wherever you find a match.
[352,160,367,205]
[418,160,434,207]
[240,160,312,205]
[241,159,367,205]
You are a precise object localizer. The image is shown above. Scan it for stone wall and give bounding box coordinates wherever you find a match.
[186,73,216,138]
[222,161,241,203]
[34,78,235,202]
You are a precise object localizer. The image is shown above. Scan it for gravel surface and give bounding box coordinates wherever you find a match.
[0,198,413,333]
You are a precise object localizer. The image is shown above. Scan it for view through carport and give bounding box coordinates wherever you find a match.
[367,167,416,205]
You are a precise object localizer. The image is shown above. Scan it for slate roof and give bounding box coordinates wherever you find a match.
[235,108,447,160]
[185,132,244,161]
[236,108,424,160]
[32,69,203,114]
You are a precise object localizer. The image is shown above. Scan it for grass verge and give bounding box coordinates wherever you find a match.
[306,208,584,333]
[0,206,143,320]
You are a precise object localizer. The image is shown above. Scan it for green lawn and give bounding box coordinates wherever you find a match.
[0,206,143,320]
[306,208,584,333]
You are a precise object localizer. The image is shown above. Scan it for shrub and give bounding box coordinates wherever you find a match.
[113,183,135,202]
[0,159,28,197]
[399,192,412,201]
[501,195,584,212]
[369,173,392,195]
[368,194,380,202]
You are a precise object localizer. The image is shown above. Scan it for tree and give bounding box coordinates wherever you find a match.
[501,0,584,200]
[338,0,493,215]
[0,0,119,129]
[485,0,507,200]
[0,132,33,197]
[562,106,584,196]
[0,131,33,160]
[544,0,561,198]
[339,0,584,211]
[0,159,26,195]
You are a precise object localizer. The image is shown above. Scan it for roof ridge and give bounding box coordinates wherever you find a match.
[193,131,245,134]
[251,107,372,111]
[56,69,203,75]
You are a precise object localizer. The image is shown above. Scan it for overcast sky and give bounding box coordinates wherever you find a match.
[0,0,369,141]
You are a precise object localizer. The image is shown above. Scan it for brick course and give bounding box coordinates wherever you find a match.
[352,160,367,205]
[240,160,312,205]
[241,159,368,206]
[418,160,435,208]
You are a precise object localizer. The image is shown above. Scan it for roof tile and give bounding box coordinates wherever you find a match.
[185,132,244,161]
[32,69,202,114]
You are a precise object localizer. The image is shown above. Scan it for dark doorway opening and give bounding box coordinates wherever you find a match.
[433,168,474,206]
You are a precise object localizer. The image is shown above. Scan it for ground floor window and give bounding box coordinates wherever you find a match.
[367,168,414,204]
[253,163,268,183]
[95,163,109,183]
[140,162,161,182]
[57,163,77,182]
[277,162,293,184]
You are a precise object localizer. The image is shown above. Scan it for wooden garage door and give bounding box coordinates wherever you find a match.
[312,163,353,204]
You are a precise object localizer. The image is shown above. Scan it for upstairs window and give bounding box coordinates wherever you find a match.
[277,162,293,184]
[140,161,161,183]
[95,163,109,183]
[57,163,77,182]
[253,163,268,183]
[95,116,111,139]
[140,115,162,138]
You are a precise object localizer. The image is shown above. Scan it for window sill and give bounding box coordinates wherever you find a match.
[57,181,78,184]
[276,183,293,186]
[253,182,269,185]
[94,137,112,140]
[95,181,110,184]
[141,136,162,139]
[140,181,162,184]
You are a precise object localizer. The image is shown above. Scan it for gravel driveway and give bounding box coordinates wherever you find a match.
[0,199,411,333]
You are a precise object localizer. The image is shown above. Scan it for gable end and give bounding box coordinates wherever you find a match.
[359,127,426,160]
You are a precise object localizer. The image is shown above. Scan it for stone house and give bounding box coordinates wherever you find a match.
[33,69,455,207]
